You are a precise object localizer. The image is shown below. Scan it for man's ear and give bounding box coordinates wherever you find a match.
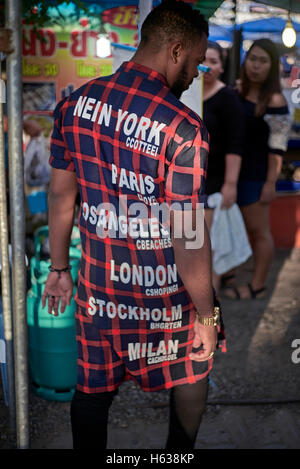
[171,42,182,64]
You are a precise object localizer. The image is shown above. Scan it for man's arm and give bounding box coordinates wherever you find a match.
[165,120,216,362]
[171,209,217,362]
[42,168,78,315]
[48,168,78,268]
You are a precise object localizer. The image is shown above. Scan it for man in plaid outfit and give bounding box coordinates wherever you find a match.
[42,0,220,449]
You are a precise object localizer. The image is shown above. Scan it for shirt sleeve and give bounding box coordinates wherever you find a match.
[49,98,75,172]
[164,119,209,210]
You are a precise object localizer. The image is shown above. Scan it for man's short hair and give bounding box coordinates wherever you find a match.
[140,0,209,52]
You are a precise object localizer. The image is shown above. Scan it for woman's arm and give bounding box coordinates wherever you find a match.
[260,152,282,204]
[220,89,245,208]
[221,153,242,208]
[260,93,290,204]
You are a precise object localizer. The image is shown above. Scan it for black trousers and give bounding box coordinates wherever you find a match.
[70,378,208,449]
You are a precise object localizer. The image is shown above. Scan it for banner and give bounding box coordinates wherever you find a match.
[22,6,139,112]
[21,5,139,159]
[22,27,113,112]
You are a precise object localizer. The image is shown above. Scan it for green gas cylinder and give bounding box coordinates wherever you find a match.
[27,225,81,401]
[27,288,78,401]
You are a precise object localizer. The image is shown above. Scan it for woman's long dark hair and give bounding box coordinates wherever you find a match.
[239,38,281,116]
[207,41,225,66]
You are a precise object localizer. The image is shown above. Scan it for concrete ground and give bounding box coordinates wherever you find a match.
[1,247,300,450]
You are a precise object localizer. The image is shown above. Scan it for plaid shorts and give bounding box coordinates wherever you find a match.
[75,291,225,394]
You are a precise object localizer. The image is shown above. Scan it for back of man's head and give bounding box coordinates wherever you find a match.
[140,1,209,53]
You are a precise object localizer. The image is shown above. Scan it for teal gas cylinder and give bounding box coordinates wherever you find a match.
[27,289,78,401]
[27,225,81,401]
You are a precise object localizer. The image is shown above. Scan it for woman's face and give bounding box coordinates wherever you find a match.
[203,47,224,84]
[244,45,272,85]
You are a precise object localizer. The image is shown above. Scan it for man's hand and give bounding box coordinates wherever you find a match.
[42,271,73,317]
[189,320,218,362]
[23,119,42,138]
[0,28,13,54]
[220,181,237,209]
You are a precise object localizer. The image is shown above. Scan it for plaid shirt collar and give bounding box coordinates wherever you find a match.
[118,60,169,88]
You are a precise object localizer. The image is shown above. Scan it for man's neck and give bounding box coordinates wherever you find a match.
[131,50,168,80]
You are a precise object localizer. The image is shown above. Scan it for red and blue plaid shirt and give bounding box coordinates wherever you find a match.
[49,61,213,393]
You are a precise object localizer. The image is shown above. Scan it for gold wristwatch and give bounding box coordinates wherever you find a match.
[195,306,220,327]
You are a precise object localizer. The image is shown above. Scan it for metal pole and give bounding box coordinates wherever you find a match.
[0,53,16,434]
[6,0,29,449]
[228,0,237,84]
[137,0,152,43]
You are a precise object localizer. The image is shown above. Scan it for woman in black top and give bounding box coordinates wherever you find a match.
[224,39,290,299]
[203,42,245,292]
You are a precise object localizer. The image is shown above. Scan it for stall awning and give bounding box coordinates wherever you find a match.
[187,0,224,19]
[208,16,300,47]
[64,0,224,19]
[255,0,300,13]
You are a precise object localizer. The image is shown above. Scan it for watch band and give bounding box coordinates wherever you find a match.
[49,265,71,278]
[195,306,220,327]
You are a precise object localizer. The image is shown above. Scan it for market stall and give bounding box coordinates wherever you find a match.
[1,0,299,449]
